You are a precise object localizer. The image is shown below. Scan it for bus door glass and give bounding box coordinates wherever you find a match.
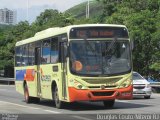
[35,47,41,96]
[59,36,68,99]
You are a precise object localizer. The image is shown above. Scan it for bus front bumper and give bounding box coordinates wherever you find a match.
[68,85,133,102]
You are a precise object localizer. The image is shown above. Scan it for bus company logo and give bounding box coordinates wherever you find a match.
[101,85,105,90]
[41,75,51,81]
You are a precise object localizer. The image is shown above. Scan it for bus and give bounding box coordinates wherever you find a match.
[15,24,133,109]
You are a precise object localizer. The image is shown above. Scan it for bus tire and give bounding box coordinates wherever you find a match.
[103,99,115,108]
[24,83,33,103]
[32,97,40,103]
[53,86,64,109]
[144,96,150,99]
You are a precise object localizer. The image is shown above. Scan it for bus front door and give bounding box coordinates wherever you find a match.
[60,42,67,100]
[35,47,41,97]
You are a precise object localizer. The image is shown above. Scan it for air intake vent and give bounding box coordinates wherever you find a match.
[88,85,117,89]
[83,78,122,84]
[92,91,114,96]
[134,86,145,89]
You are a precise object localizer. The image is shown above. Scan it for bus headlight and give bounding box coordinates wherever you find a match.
[69,79,86,89]
[119,79,132,88]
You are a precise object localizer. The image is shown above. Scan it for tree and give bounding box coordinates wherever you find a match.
[97,0,160,78]
[0,9,75,77]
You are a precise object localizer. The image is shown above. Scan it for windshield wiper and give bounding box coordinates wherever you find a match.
[105,37,118,56]
[83,36,98,58]
[102,37,118,74]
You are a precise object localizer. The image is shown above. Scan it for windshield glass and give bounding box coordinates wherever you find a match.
[132,72,144,80]
[70,40,131,76]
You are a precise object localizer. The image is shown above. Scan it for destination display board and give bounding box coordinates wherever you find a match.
[69,27,129,39]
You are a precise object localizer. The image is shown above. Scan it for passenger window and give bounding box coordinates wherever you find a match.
[22,45,28,66]
[15,46,22,66]
[51,37,58,63]
[42,39,51,64]
[28,43,35,65]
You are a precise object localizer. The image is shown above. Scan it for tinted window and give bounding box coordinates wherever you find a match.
[22,45,28,66]
[70,40,131,76]
[132,73,144,80]
[28,43,35,65]
[51,37,58,63]
[15,46,22,66]
[42,39,51,64]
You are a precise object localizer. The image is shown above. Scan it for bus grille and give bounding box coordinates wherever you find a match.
[92,91,114,96]
[83,78,122,84]
[134,86,145,89]
[88,85,117,89]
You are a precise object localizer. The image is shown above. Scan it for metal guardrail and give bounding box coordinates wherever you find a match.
[0,77,15,85]
[150,82,160,87]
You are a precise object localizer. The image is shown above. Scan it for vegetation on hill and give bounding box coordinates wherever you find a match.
[98,0,160,78]
[66,0,103,19]
[0,0,159,79]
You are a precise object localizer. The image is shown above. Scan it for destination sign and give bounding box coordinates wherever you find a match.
[69,27,129,39]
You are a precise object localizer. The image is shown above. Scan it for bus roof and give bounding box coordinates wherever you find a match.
[15,24,127,46]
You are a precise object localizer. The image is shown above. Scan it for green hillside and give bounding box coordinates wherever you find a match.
[65,0,103,18]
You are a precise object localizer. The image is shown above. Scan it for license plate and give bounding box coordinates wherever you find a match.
[136,91,144,94]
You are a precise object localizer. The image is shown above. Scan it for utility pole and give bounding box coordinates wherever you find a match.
[86,3,88,18]
[27,0,29,21]
[86,0,90,18]
[88,0,90,18]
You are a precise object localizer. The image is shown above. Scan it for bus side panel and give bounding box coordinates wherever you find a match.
[39,63,66,100]
[15,81,24,95]
[15,67,24,95]
[25,66,37,97]
[15,66,38,97]
[40,64,53,99]
[39,63,69,101]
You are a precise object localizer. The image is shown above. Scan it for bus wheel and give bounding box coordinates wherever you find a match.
[24,84,32,103]
[144,96,150,99]
[32,97,40,103]
[103,100,115,108]
[54,86,64,109]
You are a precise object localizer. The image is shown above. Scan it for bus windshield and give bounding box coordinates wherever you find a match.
[70,40,131,76]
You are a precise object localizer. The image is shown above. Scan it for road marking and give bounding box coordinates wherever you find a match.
[116,100,129,103]
[44,110,60,114]
[0,100,60,114]
[0,101,40,110]
[0,89,7,90]
[72,115,93,120]
[0,89,15,93]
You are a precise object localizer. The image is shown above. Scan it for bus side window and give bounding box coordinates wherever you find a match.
[51,37,58,63]
[42,39,51,64]
[15,46,22,66]
[28,43,35,65]
[22,45,29,66]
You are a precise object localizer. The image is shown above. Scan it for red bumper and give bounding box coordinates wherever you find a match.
[68,85,133,102]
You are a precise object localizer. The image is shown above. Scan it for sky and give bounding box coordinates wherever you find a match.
[0,0,87,23]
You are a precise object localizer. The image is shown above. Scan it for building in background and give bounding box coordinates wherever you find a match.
[0,8,17,25]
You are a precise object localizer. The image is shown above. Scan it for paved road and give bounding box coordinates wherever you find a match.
[0,85,160,120]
